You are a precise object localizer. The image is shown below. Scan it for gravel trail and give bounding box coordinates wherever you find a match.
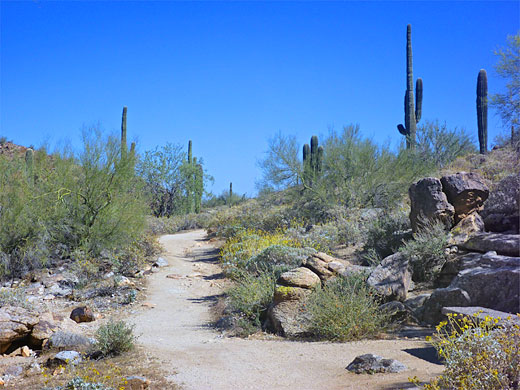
[133,230,442,390]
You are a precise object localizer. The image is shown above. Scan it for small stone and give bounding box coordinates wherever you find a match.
[346,354,407,374]
[141,302,156,309]
[21,346,31,357]
[166,274,183,279]
[125,375,150,390]
[70,307,95,323]
[52,350,82,366]
[153,257,168,267]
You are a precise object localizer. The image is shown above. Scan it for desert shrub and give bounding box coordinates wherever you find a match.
[219,228,303,278]
[411,312,520,390]
[362,210,410,265]
[245,245,316,277]
[399,220,450,282]
[49,378,115,390]
[0,287,31,308]
[94,320,136,357]
[226,272,276,336]
[307,274,389,341]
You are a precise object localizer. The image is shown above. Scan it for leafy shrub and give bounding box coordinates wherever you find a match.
[411,312,520,390]
[94,320,136,357]
[0,287,31,308]
[399,220,450,282]
[49,378,115,390]
[219,228,303,278]
[226,272,276,336]
[245,245,316,277]
[362,210,410,265]
[307,274,389,341]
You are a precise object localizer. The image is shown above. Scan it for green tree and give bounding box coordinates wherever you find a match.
[257,131,301,191]
[491,33,520,131]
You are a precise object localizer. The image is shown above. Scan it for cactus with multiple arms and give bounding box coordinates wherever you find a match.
[397,24,423,149]
[476,69,488,154]
[302,136,324,186]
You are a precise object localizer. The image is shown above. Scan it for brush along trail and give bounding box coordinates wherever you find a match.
[133,230,442,390]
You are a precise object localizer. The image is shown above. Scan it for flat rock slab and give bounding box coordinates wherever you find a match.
[459,232,520,257]
[278,267,320,289]
[442,306,520,327]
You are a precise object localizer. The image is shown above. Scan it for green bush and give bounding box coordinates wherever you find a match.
[399,220,450,282]
[94,320,136,357]
[49,378,115,390]
[0,130,148,279]
[245,245,316,277]
[362,210,410,265]
[412,312,520,390]
[307,274,389,341]
[226,272,276,336]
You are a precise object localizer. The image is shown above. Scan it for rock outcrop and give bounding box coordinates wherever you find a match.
[459,232,520,257]
[480,175,519,233]
[0,306,39,354]
[409,177,455,232]
[367,253,412,302]
[346,354,407,374]
[440,172,489,222]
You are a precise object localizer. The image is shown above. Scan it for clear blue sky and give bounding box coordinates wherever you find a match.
[1,1,518,196]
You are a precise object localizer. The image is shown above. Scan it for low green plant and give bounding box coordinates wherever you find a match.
[399,220,450,282]
[0,287,31,308]
[226,272,276,336]
[411,312,520,389]
[94,320,136,357]
[245,245,316,277]
[48,378,115,390]
[307,274,389,341]
[362,210,410,264]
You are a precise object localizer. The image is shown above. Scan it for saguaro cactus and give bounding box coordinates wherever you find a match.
[25,148,34,184]
[477,69,488,154]
[397,25,423,149]
[229,182,233,207]
[302,136,323,186]
[188,140,193,164]
[121,106,128,158]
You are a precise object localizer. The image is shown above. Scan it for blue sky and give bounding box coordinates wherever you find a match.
[1,1,518,196]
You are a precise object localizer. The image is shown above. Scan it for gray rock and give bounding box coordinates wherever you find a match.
[440,172,489,222]
[267,300,312,338]
[421,287,471,325]
[480,175,519,233]
[346,354,407,374]
[341,265,373,278]
[450,255,520,314]
[3,365,23,377]
[409,177,455,233]
[459,232,519,257]
[48,331,93,351]
[153,257,168,267]
[367,253,412,302]
[442,306,520,327]
[379,301,408,322]
[54,350,82,365]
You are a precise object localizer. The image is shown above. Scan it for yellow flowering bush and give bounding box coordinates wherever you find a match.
[411,312,520,389]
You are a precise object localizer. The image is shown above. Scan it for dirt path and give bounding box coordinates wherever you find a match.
[133,230,443,390]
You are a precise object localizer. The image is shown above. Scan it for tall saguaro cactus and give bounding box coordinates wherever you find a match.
[302,136,324,186]
[188,140,193,164]
[121,106,128,158]
[229,182,233,207]
[397,25,423,149]
[477,69,488,154]
[25,148,34,184]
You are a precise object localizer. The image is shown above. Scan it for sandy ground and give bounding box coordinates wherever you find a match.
[132,230,443,390]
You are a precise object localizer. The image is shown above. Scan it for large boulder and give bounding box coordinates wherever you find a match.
[0,306,39,354]
[440,172,489,222]
[278,267,321,289]
[267,300,313,338]
[449,213,485,246]
[480,175,520,233]
[450,253,520,314]
[421,287,471,325]
[302,252,346,281]
[367,253,412,302]
[70,306,95,323]
[459,232,520,257]
[409,177,455,233]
